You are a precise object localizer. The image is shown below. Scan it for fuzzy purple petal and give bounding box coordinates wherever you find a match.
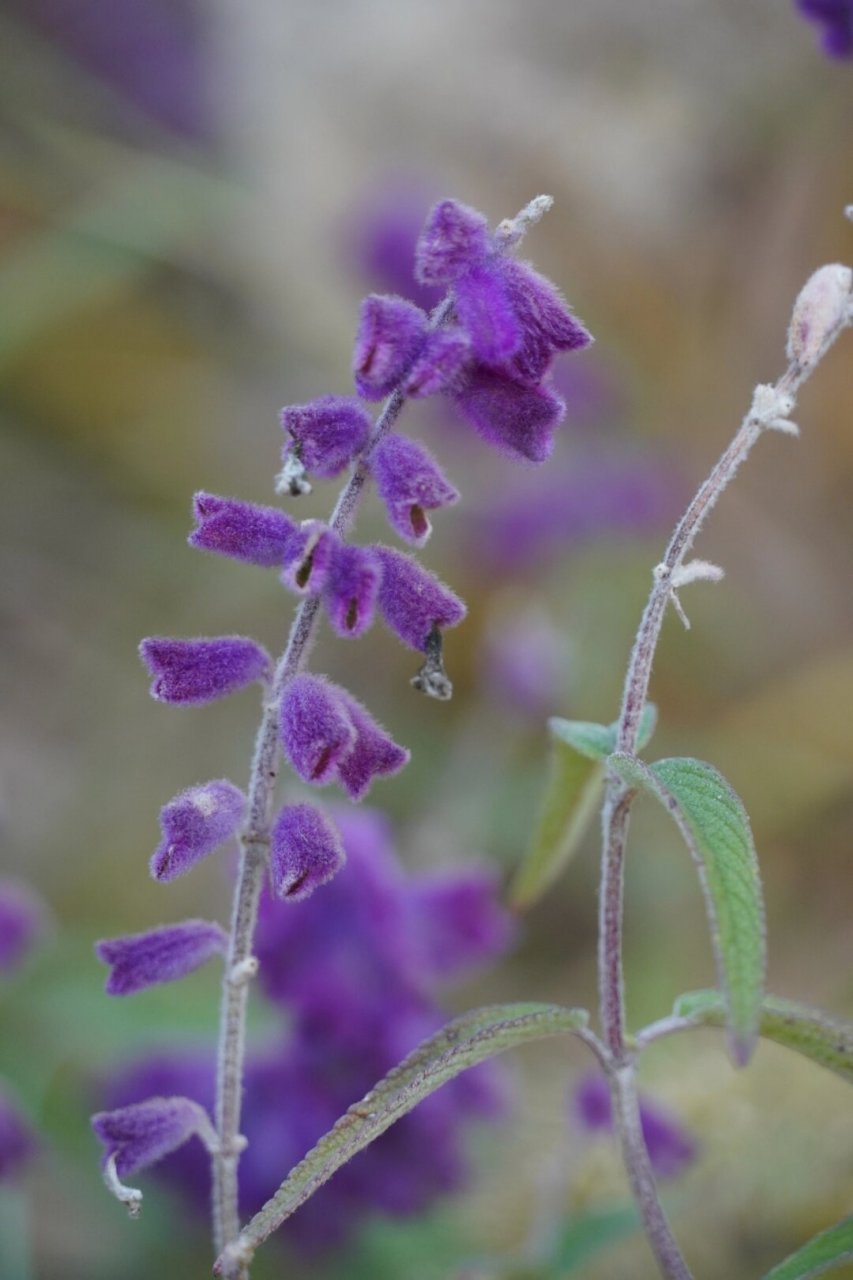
[281,522,340,596]
[0,1087,36,1181]
[352,295,428,400]
[452,367,566,463]
[335,692,410,801]
[96,920,227,995]
[499,258,593,385]
[91,1096,212,1177]
[189,493,296,568]
[414,199,491,286]
[453,262,521,366]
[0,881,47,973]
[372,435,459,547]
[150,779,247,882]
[280,395,372,478]
[323,543,382,637]
[270,804,346,901]
[402,328,471,398]
[140,637,270,705]
[373,545,466,651]
[279,675,356,786]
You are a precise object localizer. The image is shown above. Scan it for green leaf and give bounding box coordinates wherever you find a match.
[610,754,765,1064]
[509,705,656,909]
[674,990,853,1085]
[761,1215,853,1279]
[227,1003,589,1261]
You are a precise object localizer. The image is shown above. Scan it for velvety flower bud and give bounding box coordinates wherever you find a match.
[414,199,491,285]
[0,1086,35,1182]
[373,545,466,651]
[281,521,340,595]
[96,920,228,995]
[0,880,47,973]
[150,780,247,882]
[453,262,521,366]
[573,1074,696,1180]
[452,367,566,463]
[270,803,346,901]
[353,295,428,400]
[323,543,382,637]
[402,328,471,398]
[796,0,853,57]
[336,692,410,801]
[372,435,459,547]
[189,492,296,567]
[500,258,593,384]
[280,395,372,478]
[92,1096,215,1178]
[140,637,270,705]
[279,675,356,785]
[786,263,852,367]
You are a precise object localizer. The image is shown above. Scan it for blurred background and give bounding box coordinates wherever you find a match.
[1,1,852,1277]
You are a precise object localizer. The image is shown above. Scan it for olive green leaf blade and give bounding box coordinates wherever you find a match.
[673,990,853,1085]
[509,705,656,910]
[761,1215,853,1279]
[610,754,765,1065]
[220,1003,590,1266]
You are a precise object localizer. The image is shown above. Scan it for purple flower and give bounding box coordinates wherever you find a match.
[280,396,372,480]
[96,920,228,995]
[189,493,296,568]
[140,637,270,705]
[92,1096,214,1178]
[279,675,356,786]
[499,259,593,385]
[335,692,410,801]
[0,1085,36,1181]
[352,295,428,400]
[573,1074,696,1180]
[281,521,340,596]
[373,545,466,651]
[150,779,247,882]
[0,880,47,974]
[402,328,471,398]
[452,367,566,463]
[346,178,444,309]
[371,434,459,546]
[453,262,521,366]
[796,0,853,56]
[415,199,491,286]
[322,542,382,637]
[270,804,346,901]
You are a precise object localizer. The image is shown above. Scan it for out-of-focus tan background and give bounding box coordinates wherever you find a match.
[1,2,852,1277]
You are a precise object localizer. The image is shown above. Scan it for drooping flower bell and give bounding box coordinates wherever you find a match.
[280,395,372,486]
[140,637,270,705]
[371,434,459,547]
[150,779,247,882]
[189,493,296,568]
[270,803,346,901]
[322,542,382,637]
[352,295,428,400]
[97,920,228,995]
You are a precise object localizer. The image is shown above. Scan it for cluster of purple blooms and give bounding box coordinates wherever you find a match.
[90,197,594,1248]
[0,881,46,1181]
[796,0,853,56]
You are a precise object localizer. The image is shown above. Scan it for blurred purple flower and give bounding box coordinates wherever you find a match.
[0,1085,36,1182]
[17,0,211,138]
[0,880,47,974]
[796,0,853,57]
[92,1095,214,1178]
[346,179,444,309]
[573,1073,696,1180]
[102,810,513,1251]
[482,607,568,718]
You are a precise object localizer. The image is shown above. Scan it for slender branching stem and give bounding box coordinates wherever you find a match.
[596,294,851,1278]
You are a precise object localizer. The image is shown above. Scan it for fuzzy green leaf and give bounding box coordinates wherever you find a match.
[610,754,765,1064]
[761,1216,853,1279]
[221,1003,590,1266]
[674,990,853,1085]
[510,705,656,909]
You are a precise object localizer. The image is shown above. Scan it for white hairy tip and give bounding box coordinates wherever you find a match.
[787,264,853,367]
[671,560,724,589]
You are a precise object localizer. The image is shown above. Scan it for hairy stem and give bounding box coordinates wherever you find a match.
[597,296,851,1277]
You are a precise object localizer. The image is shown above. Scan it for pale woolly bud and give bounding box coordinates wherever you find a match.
[786,264,852,368]
[670,560,725,589]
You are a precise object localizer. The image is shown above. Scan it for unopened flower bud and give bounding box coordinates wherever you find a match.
[150,779,247,881]
[415,199,491,285]
[353,295,428,400]
[280,396,372,478]
[787,263,852,368]
[279,675,356,785]
[140,637,270,705]
[270,803,346,901]
[373,545,466,652]
[97,920,228,995]
[189,493,296,567]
